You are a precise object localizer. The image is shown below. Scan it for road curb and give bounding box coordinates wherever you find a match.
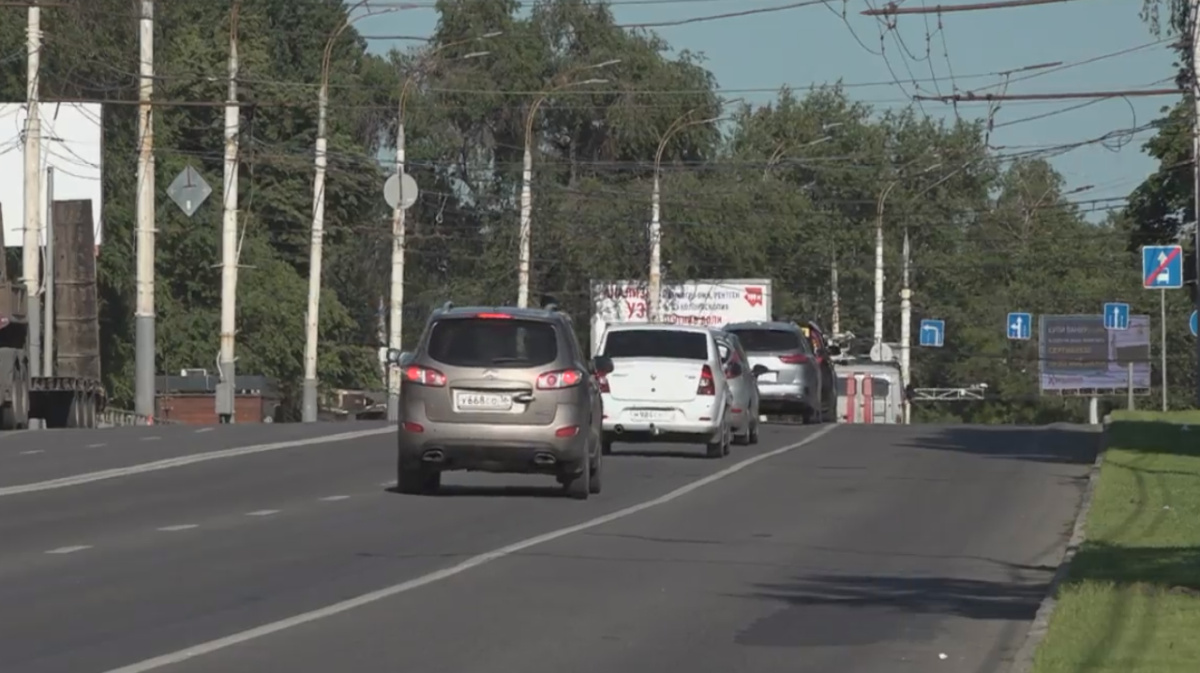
[1005,415,1110,673]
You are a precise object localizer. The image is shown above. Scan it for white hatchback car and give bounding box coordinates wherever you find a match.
[596,323,734,458]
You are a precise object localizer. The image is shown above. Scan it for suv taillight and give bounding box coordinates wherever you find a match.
[779,353,809,364]
[403,365,447,387]
[596,372,611,393]
[697,364,715,395]
[537,368,585,390]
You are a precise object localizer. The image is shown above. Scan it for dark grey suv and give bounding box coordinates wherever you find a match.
[387,302,613,499]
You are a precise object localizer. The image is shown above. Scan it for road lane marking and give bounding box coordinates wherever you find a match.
[100,424,838,673]
[319,495,350,501]
[141,436,162,441]
[19,450,43,455]
[0,426,396,498]
[157,524,198,532]
[45,545,91,554]
[87,443,107,448]
[245,509,279,517]
[194,428,214,433]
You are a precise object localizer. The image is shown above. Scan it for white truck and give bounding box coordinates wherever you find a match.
[588,278,773,355]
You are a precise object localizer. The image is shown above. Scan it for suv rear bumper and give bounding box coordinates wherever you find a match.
[398,414,589,474]
[757,382,818,410]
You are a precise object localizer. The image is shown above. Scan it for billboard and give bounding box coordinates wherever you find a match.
[1038,314,1151,392]
[0,102,104,246]
[589,278,772,354]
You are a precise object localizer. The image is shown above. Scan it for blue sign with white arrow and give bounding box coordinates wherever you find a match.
[1142,244,1184,289]
[1103,302,1129,330]
[1007,312,1031,340]
[919,319,945,347]
[1191,310,1198,338]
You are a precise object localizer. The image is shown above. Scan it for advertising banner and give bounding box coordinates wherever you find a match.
[1038,314,1151,392]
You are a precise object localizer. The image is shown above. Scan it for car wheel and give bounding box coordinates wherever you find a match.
[601,437,614,455]
[396,461,439,495]
[706,422,728,459]
[722,423,732,456]
[749,417,760,444]
[588,453,603,494]
[562,457,590,500]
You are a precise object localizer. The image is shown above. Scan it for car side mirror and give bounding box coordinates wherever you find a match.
[752,364,769,377]
[592,355,614,374]
[386,349,411,366]
[726,362,743,378]
[827,344,841,356]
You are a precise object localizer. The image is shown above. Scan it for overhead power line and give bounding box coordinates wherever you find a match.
[862,0,1080,16]
[916,88,1185,102]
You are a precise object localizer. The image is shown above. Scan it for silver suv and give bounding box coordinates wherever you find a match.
[724,320,824,423]
[387,302,613,499]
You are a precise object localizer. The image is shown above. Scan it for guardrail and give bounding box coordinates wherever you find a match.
[98,408,182,427]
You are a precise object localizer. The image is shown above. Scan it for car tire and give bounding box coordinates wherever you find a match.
[748,417,760,445]
[396,462,439,495]
[601,437,614,455]
[562,457,590,500]
[588,453,603,494]
[706,422,729,458]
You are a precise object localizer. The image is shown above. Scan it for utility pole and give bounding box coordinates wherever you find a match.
[387,101,407,422]
[23,0,42,381]
[303,48,330,423]
[135,0,156,423]
[43,166,54,377]
[873,182,899,353]
[900,229,912,424]
[830,252,840,336]
[217,0,241,424]
[1192,0,1200,407]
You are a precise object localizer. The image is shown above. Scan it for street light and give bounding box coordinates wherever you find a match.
[517,59,621,308]
[385,33,499,422]
[648,108,729,321]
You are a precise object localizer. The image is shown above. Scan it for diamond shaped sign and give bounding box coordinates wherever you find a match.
[166,164,212,218]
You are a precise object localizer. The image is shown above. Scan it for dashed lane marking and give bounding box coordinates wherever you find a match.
[101,425,839,673]
[19,450,43,455]
[194,428,214,433]
[157,524,199,532]
[245,509,280,517]
[86,443,106,448]
[45,545,91,555]
[319,495,350,501]
[0,426,396,498]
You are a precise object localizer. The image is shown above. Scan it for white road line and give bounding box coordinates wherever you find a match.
[87,443,107,448]
[245,509,279,517]
[0,426,396,498]
[318,495,350,501]
[45,545,91,554]
[141,436,162,441]
[100,425,838,673]
[194,428,214,433]
[157,524,199,532]
[19,449,43,455]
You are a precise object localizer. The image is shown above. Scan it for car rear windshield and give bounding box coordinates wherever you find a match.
[727,328,807,353]
[603,330,708,360]
[426,317,558,368]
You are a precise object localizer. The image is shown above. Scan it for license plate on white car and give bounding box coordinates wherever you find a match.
[758,372,778,383]
[629,409,673,422]
[454,391,513,412]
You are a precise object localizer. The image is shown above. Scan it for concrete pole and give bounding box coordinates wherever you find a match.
[43,166,54,377]
[1192,0,1200,407]
[900,228,912,424]
[217,1,241,423]
[830,252,840,337]
[517,134,532,308]
[135,0,157,421]
[873,182,898,355]
[386,119,406,422]
[302,65,329,422]
[648,171,662,321]
[23,2,42,379]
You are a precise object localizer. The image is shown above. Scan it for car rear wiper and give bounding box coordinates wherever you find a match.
[489,357,532,364]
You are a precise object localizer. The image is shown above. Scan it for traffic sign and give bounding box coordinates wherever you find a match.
[1103,302,1130,330]
[1142,244,1184,289]
[166,164,212,218]
[384,173,419,210]
[919,319,945,347]
[1007,312,1031,340]
[1191,310,1198,337]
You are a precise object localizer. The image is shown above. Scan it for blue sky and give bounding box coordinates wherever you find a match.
[358,0,1178,217]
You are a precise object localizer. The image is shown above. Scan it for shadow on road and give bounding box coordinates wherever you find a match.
[882,424,1099,465]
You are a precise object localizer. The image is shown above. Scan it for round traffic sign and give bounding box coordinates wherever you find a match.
[1191,310,1198,337]
[383,173,419,210]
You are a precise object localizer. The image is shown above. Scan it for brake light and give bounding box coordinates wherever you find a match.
[697,364,716,395]
[403,365,447,387]
[474,312,513,319]
[779,353,809,364]
[537,368,585,390]
[596,372,611,393]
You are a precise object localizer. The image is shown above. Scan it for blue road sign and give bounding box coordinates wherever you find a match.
[1103,302,1130,330]
[1191,310,1198,338]
[919,319,945,347]
[1007,312,1032,340]
[1142,244,1184,289]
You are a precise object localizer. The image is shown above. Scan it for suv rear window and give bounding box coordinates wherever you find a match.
[427,318,558,368]
[727,329,807,352]
[603,330,708,360]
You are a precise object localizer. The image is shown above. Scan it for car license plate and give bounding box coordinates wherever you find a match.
[454,391,513,411]
[758,372,778,383]
[629,409,672,422]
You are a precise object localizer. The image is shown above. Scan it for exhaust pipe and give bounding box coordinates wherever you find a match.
[532,452,557,465]
[421,449,445,463]
[649,423,662,436]
[614,424,625,434]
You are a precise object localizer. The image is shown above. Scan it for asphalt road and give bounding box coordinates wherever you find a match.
[0,422,1098,673]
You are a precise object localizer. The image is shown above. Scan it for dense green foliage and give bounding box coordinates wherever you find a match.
[0,0,1194,420]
